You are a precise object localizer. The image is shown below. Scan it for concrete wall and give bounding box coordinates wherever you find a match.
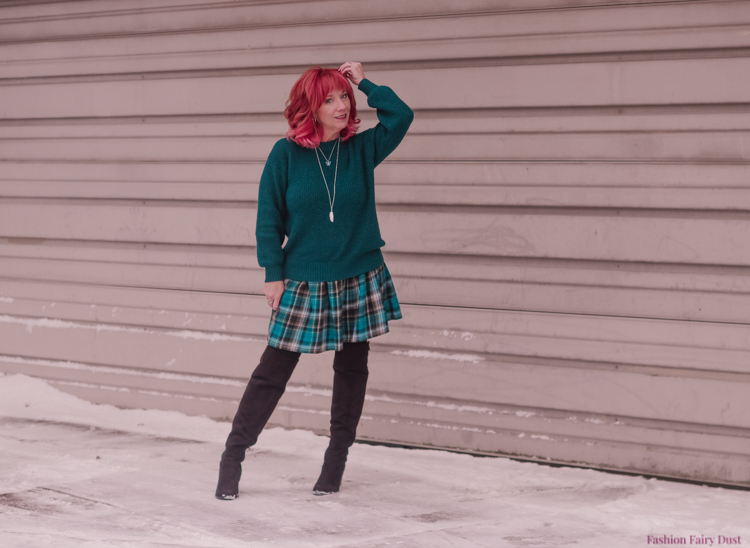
[1,0,749,487]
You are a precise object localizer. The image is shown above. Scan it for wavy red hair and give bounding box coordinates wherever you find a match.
[284,67,360,149]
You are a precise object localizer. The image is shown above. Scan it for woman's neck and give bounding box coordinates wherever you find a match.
[321,130,340,143]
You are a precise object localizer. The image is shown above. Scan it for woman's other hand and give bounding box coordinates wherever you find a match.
[339,62,364,86]
[264,280,285,311]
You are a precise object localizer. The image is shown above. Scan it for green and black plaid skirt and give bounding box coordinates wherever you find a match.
[267,262,402,354]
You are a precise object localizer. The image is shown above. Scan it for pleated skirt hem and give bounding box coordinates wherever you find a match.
[267,262,402,354]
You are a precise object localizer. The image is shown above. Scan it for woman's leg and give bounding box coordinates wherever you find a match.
[313,340,370,494]
[215,344,301,500]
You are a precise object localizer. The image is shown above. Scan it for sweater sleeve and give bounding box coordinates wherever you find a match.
[255,139,288,282]
[357,78,414,167]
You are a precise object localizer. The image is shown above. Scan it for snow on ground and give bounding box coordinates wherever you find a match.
[1,373,748,548]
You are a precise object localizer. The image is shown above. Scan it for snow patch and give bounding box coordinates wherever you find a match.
[136,389,223,403]
[286,385,332,397]
[391,349,484,363]
[364,392,495,414]
[566,415,611,425]
[407,421,497,435]
[0,373,226,443]
[276,405,330,416]
[0,296,14,303]
[55,380,131,393]
[0,355,246,387]
[436,330,477,342]
[0,314,262,343]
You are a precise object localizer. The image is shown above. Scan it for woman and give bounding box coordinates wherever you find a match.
[215,61,414,499]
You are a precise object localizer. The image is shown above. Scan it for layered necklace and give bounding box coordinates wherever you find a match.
[314,136,340,222]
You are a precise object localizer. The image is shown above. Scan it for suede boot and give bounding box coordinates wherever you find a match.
[215,344,301,500]
[313,340,370,494]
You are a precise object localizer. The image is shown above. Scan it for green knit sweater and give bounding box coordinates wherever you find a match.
[255,78,414,283]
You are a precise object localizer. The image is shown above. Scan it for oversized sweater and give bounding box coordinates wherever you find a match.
[255,78,414,283]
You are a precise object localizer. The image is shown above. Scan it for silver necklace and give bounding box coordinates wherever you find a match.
[314,136,340,222]
[318,138,338,166]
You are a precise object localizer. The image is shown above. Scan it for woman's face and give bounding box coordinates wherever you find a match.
[315,89,350,139]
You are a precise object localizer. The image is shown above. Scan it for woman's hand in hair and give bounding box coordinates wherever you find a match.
[339,62,364,86]
[264,280,286,311]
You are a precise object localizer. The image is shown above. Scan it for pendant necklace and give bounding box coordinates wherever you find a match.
[318,138,337,166]
[314,136,340,222]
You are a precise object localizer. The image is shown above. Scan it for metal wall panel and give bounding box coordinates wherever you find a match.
[1,0,749,487]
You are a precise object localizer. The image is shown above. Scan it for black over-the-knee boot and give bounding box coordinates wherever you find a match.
[215,344,301,500]
[313,340,370,494]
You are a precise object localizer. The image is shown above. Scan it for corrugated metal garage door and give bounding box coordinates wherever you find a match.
[1,0,749,487]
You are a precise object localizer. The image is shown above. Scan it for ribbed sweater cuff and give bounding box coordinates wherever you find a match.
[264,266,284,283]
[358,78,376,95]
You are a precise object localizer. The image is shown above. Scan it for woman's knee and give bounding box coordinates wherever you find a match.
[333,340,370,373]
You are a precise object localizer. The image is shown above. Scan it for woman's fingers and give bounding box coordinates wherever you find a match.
[267,293,281,310]
[269,290,282,310]
[264,280,285,310]
[338,62,364,83]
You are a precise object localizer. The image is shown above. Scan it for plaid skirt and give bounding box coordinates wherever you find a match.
[267,262,402,354]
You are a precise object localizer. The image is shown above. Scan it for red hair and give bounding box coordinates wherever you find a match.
[284,67,360,149]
